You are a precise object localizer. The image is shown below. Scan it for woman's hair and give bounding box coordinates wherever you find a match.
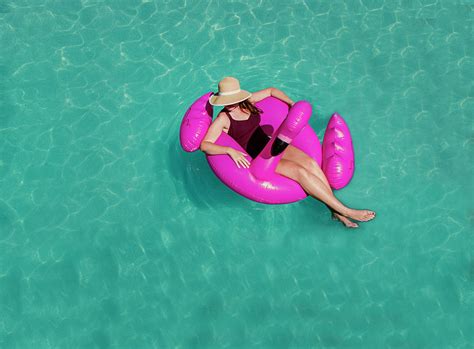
[225,99,262,115]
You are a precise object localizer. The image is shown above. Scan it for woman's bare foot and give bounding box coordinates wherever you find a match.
[332,212,359,228]
[343,209,376,222]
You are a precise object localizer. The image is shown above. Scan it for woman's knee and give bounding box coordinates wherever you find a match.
[276,160,308,181]
[284,146,319,171]
[295,165,311,181]
[302,157,318,171]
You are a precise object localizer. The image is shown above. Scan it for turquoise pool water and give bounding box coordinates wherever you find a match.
[1,0,473,348]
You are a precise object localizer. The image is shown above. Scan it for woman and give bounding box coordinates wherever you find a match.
[200,77,376,228]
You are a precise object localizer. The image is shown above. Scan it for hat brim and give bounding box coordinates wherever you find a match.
[209,90,252,106]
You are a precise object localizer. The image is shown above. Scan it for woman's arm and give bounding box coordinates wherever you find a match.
[249,87,295,106]
[200,114,231,155]
[200,114,251,168]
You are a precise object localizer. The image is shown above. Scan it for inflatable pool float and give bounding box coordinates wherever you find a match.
[322,113,355,190]
[180,92,355,204]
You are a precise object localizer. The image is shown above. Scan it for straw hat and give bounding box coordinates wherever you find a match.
[209,77,252,106]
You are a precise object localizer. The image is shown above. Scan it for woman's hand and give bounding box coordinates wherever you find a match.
[226,147,251,168]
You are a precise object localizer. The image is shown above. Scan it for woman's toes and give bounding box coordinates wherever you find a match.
[364,210,376,221]
[334,213,359,228]
[346,209,376,222]
[345,220,359,228]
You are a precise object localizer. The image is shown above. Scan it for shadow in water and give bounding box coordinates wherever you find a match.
[163,139,252,210]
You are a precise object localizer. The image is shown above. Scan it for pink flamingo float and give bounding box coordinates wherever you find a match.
[180,92,355,204]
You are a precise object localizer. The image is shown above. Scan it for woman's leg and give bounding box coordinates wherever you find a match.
[275,158,376,222]
[282,145,332,190]
[281,145,358,227]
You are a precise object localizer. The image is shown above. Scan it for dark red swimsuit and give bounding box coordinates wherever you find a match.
[225,109,271,159]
